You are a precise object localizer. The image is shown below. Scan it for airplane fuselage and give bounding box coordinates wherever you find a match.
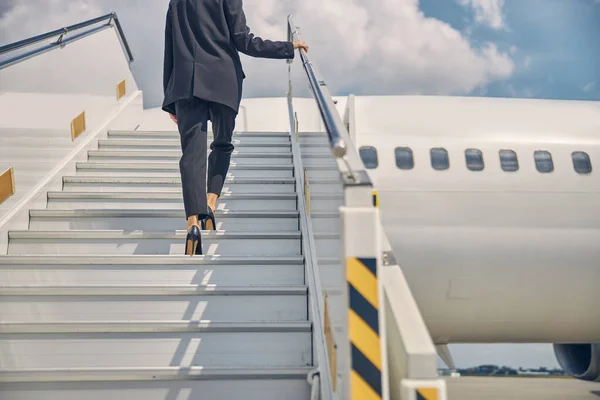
[352,95,600,344]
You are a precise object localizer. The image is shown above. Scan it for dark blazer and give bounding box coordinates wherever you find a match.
[162,0,295,115]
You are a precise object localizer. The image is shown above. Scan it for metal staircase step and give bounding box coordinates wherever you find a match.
[7,231,302,256]
[62,176,296,193]
[301,156,337,167]
[0,255,304,286]
[108,129,290,139]
[0,321,311,334]
[98,139,291,150]
[94,145,291,154]
[0,321,311,369]
[310,194,344,212]
[304,179,343,194]
[88,150,292,164]
[313,233,341,258]
[0,367,311,400]
[0,285,308,322]
[28,210,300,232]
[308,212,340,232]
[76,162,294,178]
[46,192,299,211]
[316,258,343,292]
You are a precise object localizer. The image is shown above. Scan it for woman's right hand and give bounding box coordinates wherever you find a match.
[293,40,309,53]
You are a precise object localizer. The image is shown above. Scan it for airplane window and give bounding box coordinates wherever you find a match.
[359,146,378,169]
[534,151,554,173]
[395,147,414,170]
[499,150,519,172]
[572,151,592,174]
[465,149,484,171]
[430,148,449,170]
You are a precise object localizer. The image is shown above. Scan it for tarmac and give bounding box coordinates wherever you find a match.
[444,377,600,400]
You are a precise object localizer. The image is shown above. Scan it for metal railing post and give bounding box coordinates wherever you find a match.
[339,187,388,400]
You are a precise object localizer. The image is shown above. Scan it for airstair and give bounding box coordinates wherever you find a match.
[0,13,447,400]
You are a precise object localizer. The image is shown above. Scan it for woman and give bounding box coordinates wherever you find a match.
[162,0,309,255]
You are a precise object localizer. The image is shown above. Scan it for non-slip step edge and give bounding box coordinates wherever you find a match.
[99,140,291,148]
[0,321,312,334]
[47,192,299,200]
[8,231,302,239]
[88,151,292,157]
[76,162,333,171]
[109,130,291,136]
[29,210,300,219]
[0,285,308,296]
[76,163,295,171]
[0,367,312,383]
[63,177,297,184]
[0,255,304,265]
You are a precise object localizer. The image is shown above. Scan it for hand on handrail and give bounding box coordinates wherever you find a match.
[293,40,309,53]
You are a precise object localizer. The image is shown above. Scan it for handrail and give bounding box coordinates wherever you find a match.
[286,58,334,399]
[286,17,345,158]
[287,15,372,188]
[0,12,134,70]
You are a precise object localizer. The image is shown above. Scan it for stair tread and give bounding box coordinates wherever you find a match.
[99,139,290,148]
[48,192,298,199]
[89,150,291,156]
[30,210,299,218]
[8,230,301,239]
[0,366,312,383]
[77,162,294,170]
[0,285,308,295]
[0,321,311,334]
[63,176,296,183]
[109,130,290,136]
[0,255,304,265]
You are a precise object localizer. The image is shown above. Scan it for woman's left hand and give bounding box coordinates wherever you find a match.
[169,113,178,124]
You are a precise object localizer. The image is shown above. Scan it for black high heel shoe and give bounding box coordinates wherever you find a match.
[185,225,202,256]
[201,208,216,231]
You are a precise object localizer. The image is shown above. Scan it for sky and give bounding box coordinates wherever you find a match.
[0,0,599,369]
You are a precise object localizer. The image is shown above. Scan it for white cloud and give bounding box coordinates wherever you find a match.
[582,81,596,92]
[458,0,506,30]
[0,0,515,108]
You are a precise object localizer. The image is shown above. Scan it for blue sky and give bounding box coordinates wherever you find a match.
[420,0,600,101]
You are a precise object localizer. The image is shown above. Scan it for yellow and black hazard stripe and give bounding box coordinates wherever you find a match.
[372,190,379,208]
[347,257,382,400]
[417,388,439,400]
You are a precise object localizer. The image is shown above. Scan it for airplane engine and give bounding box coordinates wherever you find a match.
[553,344,600,381]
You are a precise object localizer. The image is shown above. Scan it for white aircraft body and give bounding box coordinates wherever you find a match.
[350,95,600,381]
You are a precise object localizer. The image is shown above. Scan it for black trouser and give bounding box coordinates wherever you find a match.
[175,97,236,219]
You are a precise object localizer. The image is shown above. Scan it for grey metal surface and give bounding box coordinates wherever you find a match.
[0,330,311,369]
[62,176,296,193]
[88,149,293,163]
[98,139,291,150]
[0,16,326,399]
[0,255,304,285]
[75,162,295,178]
[0,372,311,400]
[107,130,290,138]
[0,290,307,323]
[28,209,300,232]
[47,192,298,211]
[7,230,302,256]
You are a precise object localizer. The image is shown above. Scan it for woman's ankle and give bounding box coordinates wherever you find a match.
[187,215,200,230]
[207,193,219,213]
